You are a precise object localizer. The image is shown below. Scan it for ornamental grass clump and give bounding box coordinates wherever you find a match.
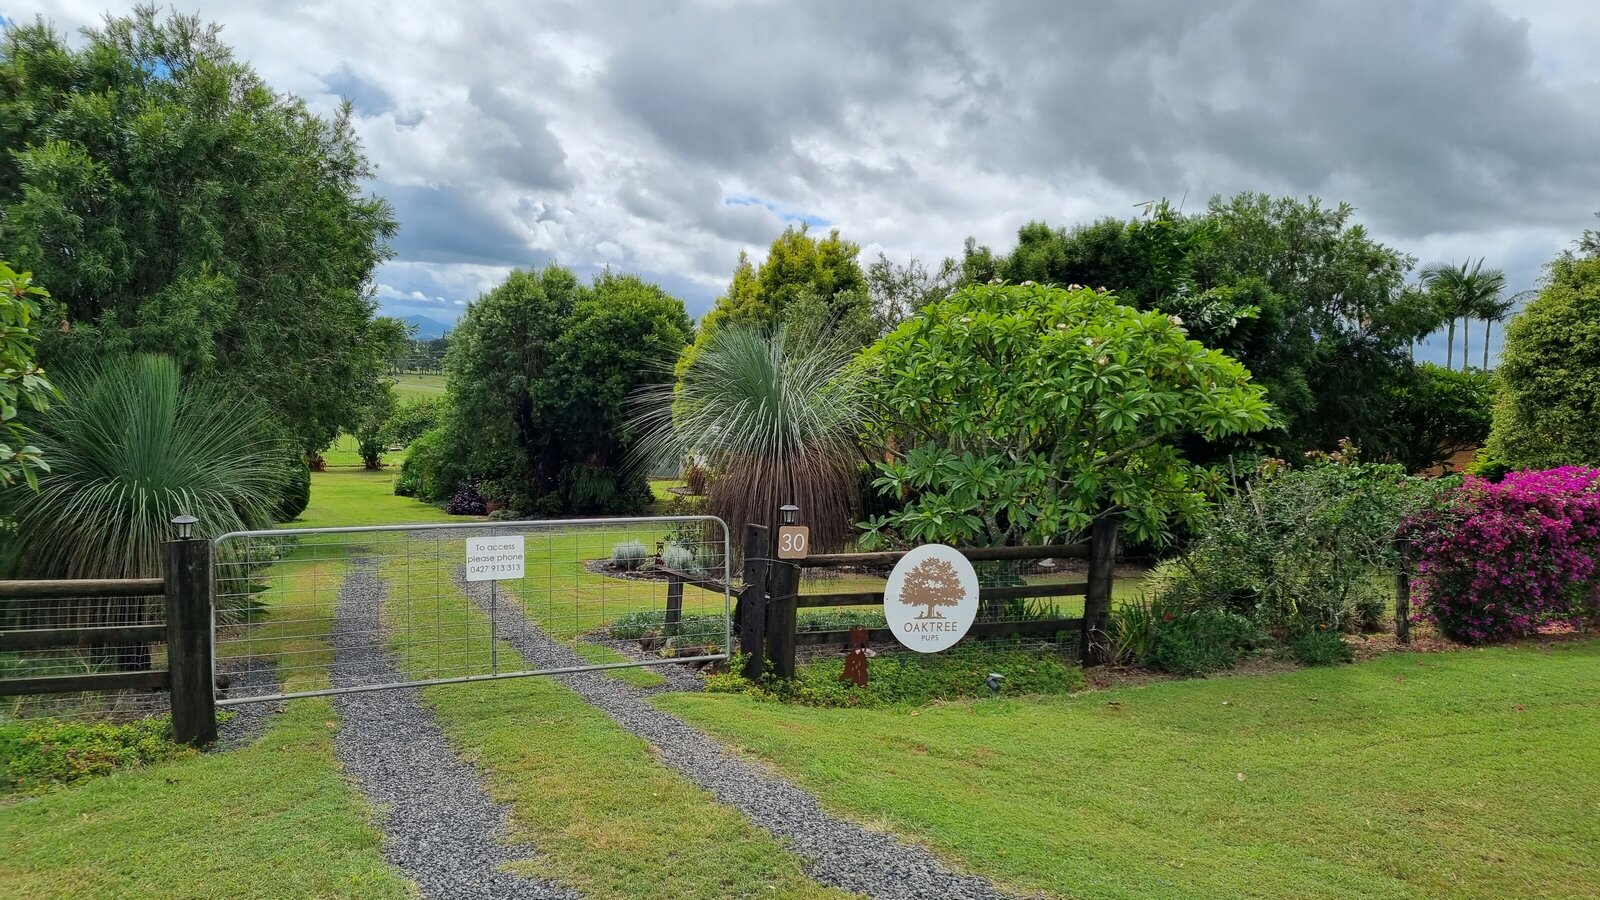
[1405,466,1600,643]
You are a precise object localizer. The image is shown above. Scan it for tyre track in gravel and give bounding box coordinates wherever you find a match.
[458,569,1016,900]
[329,556,575,900]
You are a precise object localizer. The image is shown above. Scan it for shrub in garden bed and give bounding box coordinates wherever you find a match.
[1288,627,1354,666]
[706,646,1085,708]
[607,610,725,641]
[1110,598,1266,676]
[660,542,697,573]
[444,482,488,516]
[1155,446,1443,638]
[610,540,649,572]
[796,608,887,631]
[3,716,195,792]
[1405,466,1600,643]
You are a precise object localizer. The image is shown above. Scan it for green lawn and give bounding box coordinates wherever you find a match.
[662,639,1600,900]
[290,468,466,529]
[0,698,408,898]
[392,372,446,402]
[497,524,725,640]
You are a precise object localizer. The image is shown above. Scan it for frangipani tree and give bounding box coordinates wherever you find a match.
[857,282,1274,547]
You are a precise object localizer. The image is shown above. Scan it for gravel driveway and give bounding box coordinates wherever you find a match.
[329,557,574,900]
[460,572,1015,900]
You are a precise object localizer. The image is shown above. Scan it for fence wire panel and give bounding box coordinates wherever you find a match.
[212,516,731,705]
[0,591,169,722]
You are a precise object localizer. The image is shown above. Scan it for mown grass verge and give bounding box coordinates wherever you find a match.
[663,639,1600,899]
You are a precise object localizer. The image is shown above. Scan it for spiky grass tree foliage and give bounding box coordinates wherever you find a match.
[1,355,286,578]
[633,326,866,552]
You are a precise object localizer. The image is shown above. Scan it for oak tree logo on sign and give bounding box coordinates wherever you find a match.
[884,545,978,652]
[901,557,964,619]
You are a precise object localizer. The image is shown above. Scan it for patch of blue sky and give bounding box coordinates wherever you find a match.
[140,58,174,80]
[724,194,829,228]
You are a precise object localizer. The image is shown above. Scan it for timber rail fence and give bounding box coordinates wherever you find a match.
[0,536,216,745]
[662,511,1122,679]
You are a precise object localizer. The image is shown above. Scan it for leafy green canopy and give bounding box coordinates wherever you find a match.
[961,194,1444,461]
[1485,252,1600,470]
[680,225,873,376]
[858,283,1273,547]
[1381,362,1494,473]
[0,354,286,578]
[437,267,692,513]
[0,261,54,488]
[0,9,397,453]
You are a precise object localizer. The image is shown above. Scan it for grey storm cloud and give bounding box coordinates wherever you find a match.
[11,0,1600,341]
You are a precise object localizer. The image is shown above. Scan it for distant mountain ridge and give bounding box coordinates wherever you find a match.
[399,314,452,339]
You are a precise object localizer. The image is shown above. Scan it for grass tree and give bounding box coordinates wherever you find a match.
[632,325,867,552]
[0,354,287,579]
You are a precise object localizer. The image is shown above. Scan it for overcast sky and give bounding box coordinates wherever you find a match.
[9,1,1600,365]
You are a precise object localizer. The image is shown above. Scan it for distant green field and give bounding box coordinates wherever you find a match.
[393,373,446,402]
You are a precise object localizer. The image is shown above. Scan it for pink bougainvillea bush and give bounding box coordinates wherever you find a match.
[1405,467,1600,643]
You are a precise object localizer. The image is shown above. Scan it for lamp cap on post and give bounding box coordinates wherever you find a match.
[171,514,198,540]
[778,504,800,525]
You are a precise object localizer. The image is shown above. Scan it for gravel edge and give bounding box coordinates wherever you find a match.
[212,656,281,749]
[575,634,707,695]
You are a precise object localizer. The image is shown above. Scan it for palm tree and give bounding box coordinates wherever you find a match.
[1480,289,1531,370]
[1420,259,1506,370]
[631,325,867,552]
[0,354,287,579]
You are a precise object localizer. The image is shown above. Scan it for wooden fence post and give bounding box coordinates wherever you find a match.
[765,559,799,679]
[1081,513,1120,666]
[1394,538,1412,645]
[737,524,769,679]
[162,537,216,746]
[664,572,683,636]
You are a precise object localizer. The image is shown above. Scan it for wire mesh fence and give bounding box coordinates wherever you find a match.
[212,516,732,705]
[1,588,170,722]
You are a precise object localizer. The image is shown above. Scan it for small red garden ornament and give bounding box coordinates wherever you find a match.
[841,627,869,687]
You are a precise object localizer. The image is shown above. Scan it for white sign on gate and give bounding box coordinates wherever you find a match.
[883,544,979,652]
[466,535,525,581]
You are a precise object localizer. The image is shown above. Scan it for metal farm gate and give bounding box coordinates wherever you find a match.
[210,516,731,706]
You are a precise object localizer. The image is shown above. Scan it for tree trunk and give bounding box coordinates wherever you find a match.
[1484,320,1492,370]
[1446,320,1456,369]
[1462,317,1471,370]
